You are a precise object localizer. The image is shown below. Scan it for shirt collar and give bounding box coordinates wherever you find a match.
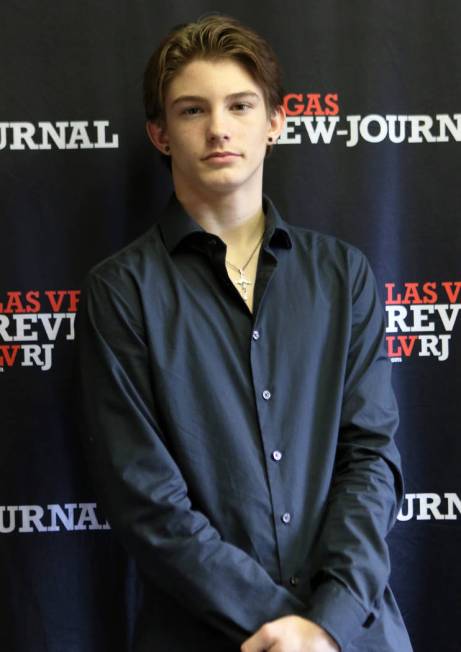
[158,192,292,254]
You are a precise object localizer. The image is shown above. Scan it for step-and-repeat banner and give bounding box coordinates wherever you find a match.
[1,2,460,651]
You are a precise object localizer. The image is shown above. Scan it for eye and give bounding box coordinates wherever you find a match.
[232,103,252,112]
[181,106,202,116]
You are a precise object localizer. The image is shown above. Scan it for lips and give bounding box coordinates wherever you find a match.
[204,151,241,160]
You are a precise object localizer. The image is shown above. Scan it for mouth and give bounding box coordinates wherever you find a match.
[203,152,242,160]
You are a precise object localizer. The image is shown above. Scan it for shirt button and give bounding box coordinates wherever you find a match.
[272,450,282,461]
[262,389,271,400]
[289,575,299,586]
[252,330,260,340]
[281,512,291,524]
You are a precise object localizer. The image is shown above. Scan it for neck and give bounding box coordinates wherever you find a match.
[174,187,266,252]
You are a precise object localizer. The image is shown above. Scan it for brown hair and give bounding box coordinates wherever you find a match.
[143,13,285,131]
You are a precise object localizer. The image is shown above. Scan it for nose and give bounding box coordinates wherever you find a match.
[206,108,231,143]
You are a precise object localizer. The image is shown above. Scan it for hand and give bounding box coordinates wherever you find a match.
[240,615,340,652]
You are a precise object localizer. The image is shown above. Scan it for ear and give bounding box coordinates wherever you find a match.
[146,120,170,155]
[267,104,286,143]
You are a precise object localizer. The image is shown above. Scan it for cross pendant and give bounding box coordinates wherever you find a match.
[236,268,252,300]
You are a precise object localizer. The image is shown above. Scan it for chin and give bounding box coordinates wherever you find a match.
[200,173,246,192]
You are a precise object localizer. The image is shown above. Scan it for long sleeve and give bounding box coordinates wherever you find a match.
[75,270,307,644]
[302,252,404,650]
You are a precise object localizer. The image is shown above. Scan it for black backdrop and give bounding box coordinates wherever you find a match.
[1,2,460,651]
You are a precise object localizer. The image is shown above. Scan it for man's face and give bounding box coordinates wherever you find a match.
[147,57,285,198]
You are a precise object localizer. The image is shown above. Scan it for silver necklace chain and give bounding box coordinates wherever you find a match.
[224,233,264,301]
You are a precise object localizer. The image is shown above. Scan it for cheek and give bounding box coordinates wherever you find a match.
[249,120,270,142]
[172,128,199,152]
[248,128,271,154]
[171,131,196,158]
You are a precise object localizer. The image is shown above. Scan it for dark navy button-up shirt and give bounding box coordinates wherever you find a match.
[76,193,413,651]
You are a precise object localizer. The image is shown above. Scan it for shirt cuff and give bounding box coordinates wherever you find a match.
[302,580,373,651]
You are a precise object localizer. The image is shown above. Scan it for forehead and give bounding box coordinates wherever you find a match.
[165,58,263,106]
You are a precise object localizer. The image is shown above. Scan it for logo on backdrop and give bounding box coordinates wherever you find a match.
[279,93,461,147]
[384,281,461,362]
[0,503,110,534]
[398,493,461,521]
[1,496,458,530]
[0,290,80,371]
[0,120,119,150]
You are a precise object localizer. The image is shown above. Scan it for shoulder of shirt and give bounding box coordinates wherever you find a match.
[287,222,370,265]
[83,222,163,287]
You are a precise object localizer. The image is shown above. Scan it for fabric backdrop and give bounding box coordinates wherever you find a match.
[1,2,460,651]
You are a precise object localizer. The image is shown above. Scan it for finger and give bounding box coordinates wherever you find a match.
[240,632,265,652]
[241,623,276,652]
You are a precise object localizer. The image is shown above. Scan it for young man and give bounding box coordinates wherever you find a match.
[76,14,413,652]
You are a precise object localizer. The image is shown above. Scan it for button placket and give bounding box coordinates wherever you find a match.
[249,311,289,580]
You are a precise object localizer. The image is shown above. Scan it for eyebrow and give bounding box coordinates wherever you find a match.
[170,91,261,107]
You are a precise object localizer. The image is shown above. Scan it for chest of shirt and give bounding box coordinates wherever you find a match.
[134,233,352,456]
